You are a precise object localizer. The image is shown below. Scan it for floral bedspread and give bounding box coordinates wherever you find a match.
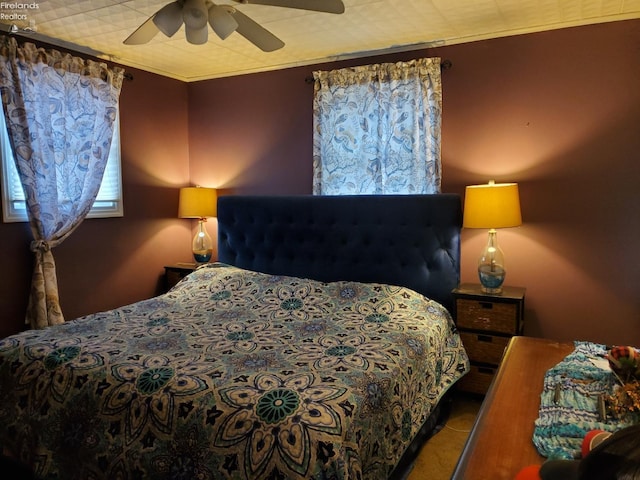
[0,263,469,479]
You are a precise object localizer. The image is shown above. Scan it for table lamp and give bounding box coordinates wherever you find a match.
[463,180,522,293]
[178,186,217,263]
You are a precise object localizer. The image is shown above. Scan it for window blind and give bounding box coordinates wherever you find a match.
[1,108,123,222]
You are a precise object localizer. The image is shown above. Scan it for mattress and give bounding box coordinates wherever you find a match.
[0,263,469,479]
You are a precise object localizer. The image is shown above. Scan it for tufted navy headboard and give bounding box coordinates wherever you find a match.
[217,194,462,313]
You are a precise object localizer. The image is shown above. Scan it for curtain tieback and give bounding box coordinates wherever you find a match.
[30,240,51,252]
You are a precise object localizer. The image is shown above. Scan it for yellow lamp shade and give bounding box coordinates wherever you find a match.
[463,182,522,229]
[178,187,217,219]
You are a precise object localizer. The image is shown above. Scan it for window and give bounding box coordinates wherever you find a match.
[0,107,124,223]
[312,58,442,195]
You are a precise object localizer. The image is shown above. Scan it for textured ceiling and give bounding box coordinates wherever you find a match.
[2,0,639,82]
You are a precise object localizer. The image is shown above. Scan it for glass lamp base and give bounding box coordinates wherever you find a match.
[478,264,505,294]
[192,219,213,264]
[193,250,212,263]
[481,285,503,294]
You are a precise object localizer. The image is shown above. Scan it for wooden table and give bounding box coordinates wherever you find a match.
[452,336,574,479]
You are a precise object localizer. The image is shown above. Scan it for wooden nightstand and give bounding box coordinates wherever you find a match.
[452,283,526,395]
[164,263,198,291]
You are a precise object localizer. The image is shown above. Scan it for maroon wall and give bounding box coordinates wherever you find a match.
[188,20,640,346]
[0,68,194,338]
[1,20,637,347]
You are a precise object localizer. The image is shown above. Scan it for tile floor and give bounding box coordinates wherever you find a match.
[407,392,483,479]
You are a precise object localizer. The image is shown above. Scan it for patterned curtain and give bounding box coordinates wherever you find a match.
[0,37,124,329]
[312,57,442,195]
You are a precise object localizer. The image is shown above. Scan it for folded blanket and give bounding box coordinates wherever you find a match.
[533,341,638,459]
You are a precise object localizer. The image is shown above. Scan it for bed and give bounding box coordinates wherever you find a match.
[0,194,469,480]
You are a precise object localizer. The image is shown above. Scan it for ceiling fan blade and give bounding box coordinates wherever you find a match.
[185,24,208,44]
[209,5,238,40]
[234,0,345,14]
[230,9,284,52]
[123,16,160,45]
[153,1,184,37]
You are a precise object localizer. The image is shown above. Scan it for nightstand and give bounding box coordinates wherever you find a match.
[164,263,198,291]
[452,283,526,395]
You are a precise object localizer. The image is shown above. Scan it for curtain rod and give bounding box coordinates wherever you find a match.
[304,59,452,84]
[0,29,133,80]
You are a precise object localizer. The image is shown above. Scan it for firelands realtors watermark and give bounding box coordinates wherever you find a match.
[0,2,39,21]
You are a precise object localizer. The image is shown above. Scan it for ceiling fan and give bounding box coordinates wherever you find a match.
[124,0,345,52]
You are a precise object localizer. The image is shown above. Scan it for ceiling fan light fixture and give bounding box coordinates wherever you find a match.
[208,6,238,40]
[183,0,209,29]
[128,0,340,50]
[185,24,209,44]
[153,1,184,37]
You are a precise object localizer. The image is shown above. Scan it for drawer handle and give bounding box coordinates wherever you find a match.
[479,302,494,309]
[477,334,493,343]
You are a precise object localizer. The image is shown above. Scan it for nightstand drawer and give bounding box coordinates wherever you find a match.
[456,299,518,334]
[457,364,497,395]
[460,332,510,365]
